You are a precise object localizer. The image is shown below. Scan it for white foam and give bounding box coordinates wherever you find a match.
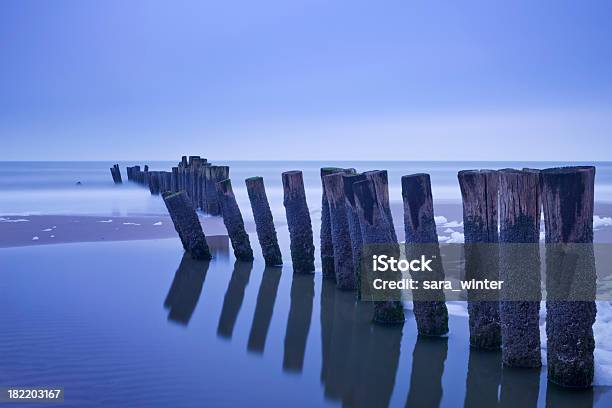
[42,228,52,232]
[0,218,30,223]
[594,215,612,230]
[447,232,465,243]
[32,236,39,240]
[434,216,448,225]
[443,220,463,228]
[50,235,55,238]
[122,222,141,226]
[97,219,113,223]
[153,221,163,226]
[444,228,455,233]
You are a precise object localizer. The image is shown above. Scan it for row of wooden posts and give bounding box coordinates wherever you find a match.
[115,160,596,389]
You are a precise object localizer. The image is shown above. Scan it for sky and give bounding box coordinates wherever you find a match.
[1,0,611,161]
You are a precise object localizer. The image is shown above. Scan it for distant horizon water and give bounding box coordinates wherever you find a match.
[1,160,611,217]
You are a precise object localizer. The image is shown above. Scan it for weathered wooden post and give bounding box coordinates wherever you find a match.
[110,164,122,184]
[541,166,596,388]
[282,170,315,274]
[162,191,212,260]
[320,167,345,279]
[353,178,405,324]
[401,173,449,336]
[364,170,397,242]
[144,165,150,188]
[498,169,542,368]
[343,173,367,297]
[323,171,357,290]
[171,167,179,192]
[245,177,282,266]
[458,169,501,349]
[216,179,254,261]
[148,171,160,195]
[205,166,229,215]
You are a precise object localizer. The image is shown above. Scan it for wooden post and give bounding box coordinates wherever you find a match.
[401,173,449,336]
[364,170,397,243]
[216,179,254,261]
[498,169,542,368]
[353,178,405,324]
[541,166,596,388]
[162,191,212,260]
[110,164,122,184]
[343,173,367,298]
[458,169,501,350]
[205,166,229,215]
[320,167,345,279]
[171,167,179,192]
[246,177,282,266]
[282,171,315,274]
[323,171,358,290]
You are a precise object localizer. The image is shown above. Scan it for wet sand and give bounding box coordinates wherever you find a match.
[0,215,228,248]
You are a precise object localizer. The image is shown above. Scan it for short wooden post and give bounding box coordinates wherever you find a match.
[216,179,254,261]
[343,173,367,297]
[320,167,344,279]
[353,178,404,324]
[110,164,122,184]
[148,171,160,195]
[162,191,212,260]
[323,171,357,290]
[245,177,282,266]
[364,170,397,243]
[458,169,501,349]
[282,171,315,273]
[401,173,449,336]
[205,166,229,215]
[498,169,542,368]
[541,166,596,388]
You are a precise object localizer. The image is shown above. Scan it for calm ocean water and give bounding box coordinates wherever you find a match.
[1,161,612,216]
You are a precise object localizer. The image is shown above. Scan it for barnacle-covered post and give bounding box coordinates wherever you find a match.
[401,173,449,336]
[353,178,404,324]
[458,169,501,349]
[541,166,596,388]
[282,171,315,274]
[246,177,282,266]
[162,191,212,260]
[216,179,254,261]
[320,167,345,279]
[323,170,357,290]
[498,169,542,368]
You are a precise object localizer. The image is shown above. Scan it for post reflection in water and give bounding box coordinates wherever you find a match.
[283,273,315,373]
[320,278,402,408]
[464,349,502,408]
[217,260,254,339]
[247,266,282,354]
[405,335,448,408]
[163,253,209,325]
[499,367,540,408]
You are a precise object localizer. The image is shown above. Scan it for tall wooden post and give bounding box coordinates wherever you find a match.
[541,166,596,388]
[162,191,212,260]
[401,173,449,336]
[498,169,542,368]
[282,171,315,274]
[320,167,344,279]
[323,171,357,290]
[364,170,397,243]
[171,167,179,192]
[343,173,367,297]
[246,177,282,266]
[216,179,254,261]
[458,169,501,350]
[353,178,404,324]
[205,166,229,215]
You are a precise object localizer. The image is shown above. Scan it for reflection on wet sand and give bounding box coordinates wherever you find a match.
[164,253,209,325]
[247,266,282,354]
[405,336,447,408]
[217,260,253,339]
[283,273,315,373]
[464,349,501,408]
[320,279,402,407]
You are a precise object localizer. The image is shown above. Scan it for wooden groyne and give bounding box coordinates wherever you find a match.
[110,164,122,184]
[116,158,599,388]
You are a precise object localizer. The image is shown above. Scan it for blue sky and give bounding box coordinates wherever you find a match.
[1,0,611,160]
